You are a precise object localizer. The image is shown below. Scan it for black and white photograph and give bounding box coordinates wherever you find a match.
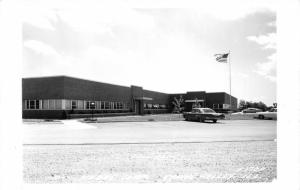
[0,0,300,189]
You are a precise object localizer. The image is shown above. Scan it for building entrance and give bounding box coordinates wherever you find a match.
[134,100,143,115]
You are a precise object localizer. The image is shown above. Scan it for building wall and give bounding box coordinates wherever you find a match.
[142,89,169,114]
[22,76,238,119]
[169,92,206,112]
[22,76,65,100]
[22,76,134,119]
[206,92,237,111]
[63,76,132,102]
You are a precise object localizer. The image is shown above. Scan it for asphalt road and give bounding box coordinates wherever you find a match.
[23,120,276,144]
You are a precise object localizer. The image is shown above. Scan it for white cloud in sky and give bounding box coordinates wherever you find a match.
[267,21,276,27]
[23,40,59,56]
[247,32,276,82]
[247,33,276,49]
[57,7,156,36]
[254,53,276,82]
[193,0,276,20]
[22,0,276,29]
[22,7,57,30]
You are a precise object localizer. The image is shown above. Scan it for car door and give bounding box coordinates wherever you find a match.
[191,109,200,121]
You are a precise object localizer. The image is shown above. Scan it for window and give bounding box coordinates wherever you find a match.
[26,100,29,109]
[85,101,96,109]
[105,102,110,109]
[90,101,96,109]
[96,101,101,110]
[42,100,49,109]
[101,101,105,109]
[71,100,77,109]
[77,100,84,109]
[55,100,62,110]
[29,100,35,109]
[64,100,71,110]
[202,108,216,113]
[25,100,40,109]
[86,101,90,109]
[159,104,166,109]
[49,100,55,109]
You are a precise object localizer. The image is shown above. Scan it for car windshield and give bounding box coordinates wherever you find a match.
[202,108,215,113]
[192,109,201,113]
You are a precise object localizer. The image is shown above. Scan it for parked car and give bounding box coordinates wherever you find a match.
[183,108,225,123]
[255,108,277,120]
[242,108,262,113]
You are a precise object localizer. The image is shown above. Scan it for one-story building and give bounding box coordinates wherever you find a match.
[22,76,237,119]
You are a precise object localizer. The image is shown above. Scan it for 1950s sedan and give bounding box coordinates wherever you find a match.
[183,108,225,123]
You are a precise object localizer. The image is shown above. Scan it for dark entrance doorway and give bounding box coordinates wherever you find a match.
[134,100,143,115]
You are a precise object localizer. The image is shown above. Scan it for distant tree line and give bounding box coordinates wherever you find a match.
[238,100,275,111]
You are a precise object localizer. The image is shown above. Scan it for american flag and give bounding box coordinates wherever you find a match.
[214,53,229,63]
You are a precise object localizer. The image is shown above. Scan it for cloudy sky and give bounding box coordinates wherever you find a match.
[22,0,276,106]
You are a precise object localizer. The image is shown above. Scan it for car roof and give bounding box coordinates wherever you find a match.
[192,108,212,110]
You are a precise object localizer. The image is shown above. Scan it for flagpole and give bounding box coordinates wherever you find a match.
[228,50,232,113]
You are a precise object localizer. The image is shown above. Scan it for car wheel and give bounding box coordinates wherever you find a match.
[258,115,264,119]
[212,119,217,123]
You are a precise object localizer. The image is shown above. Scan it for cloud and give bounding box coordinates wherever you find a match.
[247,33,276,49]
[57,7,156,35]
[253,53,276,82]
[22,7,57,30]
[233,73,249,79]
[193,0,276,21]
[267,21,276,27]
[23,40,59,56]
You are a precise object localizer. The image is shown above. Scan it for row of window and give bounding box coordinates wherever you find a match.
[143,103,167,109]
[24,99,130,110]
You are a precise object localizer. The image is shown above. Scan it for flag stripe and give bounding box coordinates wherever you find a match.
[214,53,229,63]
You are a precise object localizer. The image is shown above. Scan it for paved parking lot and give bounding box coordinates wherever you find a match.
[23,119,276,183]
[23,120,276,144]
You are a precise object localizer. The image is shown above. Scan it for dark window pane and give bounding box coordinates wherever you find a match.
[35,100,39,109]
[26,100,30,109]
[90,101,95,109]
[72,101,77,109]
[29,100,35,109]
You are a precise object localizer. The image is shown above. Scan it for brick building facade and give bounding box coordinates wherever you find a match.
[22,76,237,119]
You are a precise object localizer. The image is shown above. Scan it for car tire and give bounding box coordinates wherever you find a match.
[258,115,264,119]
[212,119,217,123]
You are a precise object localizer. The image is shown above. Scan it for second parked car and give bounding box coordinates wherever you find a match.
[255,108,277,120]
[183,108,225,123]
[242,108,262,113]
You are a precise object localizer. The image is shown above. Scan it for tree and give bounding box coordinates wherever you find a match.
[238,99,247,110]
[239,100,268,111]
[172,95,185,113]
